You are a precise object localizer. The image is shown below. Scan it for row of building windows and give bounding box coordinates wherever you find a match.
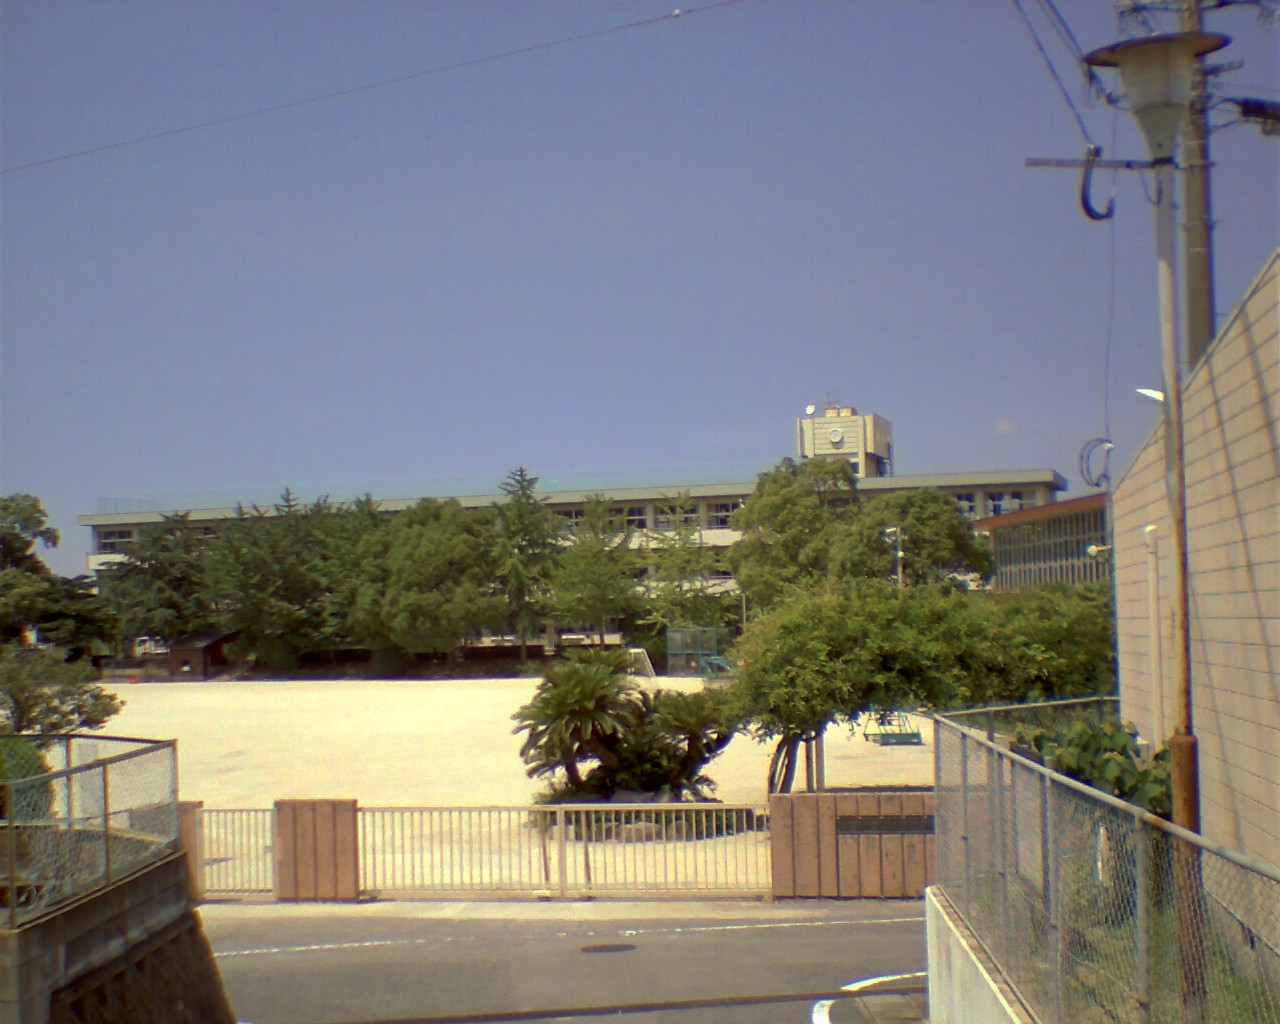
[96,529,136,552]
[552,501,742,533]
[989,508,1109,591]
[954,491,1027,518]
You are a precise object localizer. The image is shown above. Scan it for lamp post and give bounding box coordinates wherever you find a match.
[1086,30,1228,1024]
[882,526,904,590]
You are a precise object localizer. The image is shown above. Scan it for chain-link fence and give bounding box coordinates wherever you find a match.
[0,735,178,927]
[934,712,1280,1024]
[940,696,1118,746]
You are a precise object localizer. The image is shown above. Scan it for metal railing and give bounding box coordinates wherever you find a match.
[202,808,274,896]
[360,804,770,898]
[934,709,1280,1024]
[0,735,178,927]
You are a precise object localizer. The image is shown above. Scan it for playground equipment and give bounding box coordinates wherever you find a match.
[862,709,923,746]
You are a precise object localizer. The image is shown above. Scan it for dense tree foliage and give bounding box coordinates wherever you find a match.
[0,647,122,735]
[827,489,994,587]
[728,578,1114,791]
[492,469,561,661]
[349,499,505,661]
[722,459,858,614]
[204,491,372,669]
[100,513,216,644]
[640,492,733,633]
[548,498,639,645]
[0,495,111,657]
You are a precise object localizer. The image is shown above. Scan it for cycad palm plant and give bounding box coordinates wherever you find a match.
[513,648,640,793]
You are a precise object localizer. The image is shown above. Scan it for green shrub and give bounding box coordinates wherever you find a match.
[1012,716,1170,817]
[0,737,53,820]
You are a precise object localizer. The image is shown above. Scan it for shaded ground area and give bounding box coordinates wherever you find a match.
[107,678,934,808]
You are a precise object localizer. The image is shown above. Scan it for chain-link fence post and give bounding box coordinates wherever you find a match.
[1134,816,1151,1024]
[5,780,15,929]
[1176,834,1208,1024]
[101,765,111,884]
[960,731,971,918]
[1046,777,1063,1024]
[995,747,1010,965]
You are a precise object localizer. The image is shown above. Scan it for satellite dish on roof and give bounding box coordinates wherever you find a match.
[804,404,816,415]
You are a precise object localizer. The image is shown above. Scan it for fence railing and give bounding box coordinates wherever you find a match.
[201,808,274,895]
[197,803,770,899]
[933,711,1280,1024]
[359,804,769,898]
[0,735,178,927]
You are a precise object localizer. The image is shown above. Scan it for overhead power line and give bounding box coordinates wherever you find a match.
[1008,0,1095,144]
[2,1,748,176]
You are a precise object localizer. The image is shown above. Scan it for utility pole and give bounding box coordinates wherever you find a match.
[1180,0,1217,366]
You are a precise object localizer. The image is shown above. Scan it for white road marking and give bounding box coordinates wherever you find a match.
[213,915,924,959]
[810,971,928,1024]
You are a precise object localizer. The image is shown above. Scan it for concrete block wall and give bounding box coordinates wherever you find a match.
[1112,249,1279,871]
[0,853,192,1024]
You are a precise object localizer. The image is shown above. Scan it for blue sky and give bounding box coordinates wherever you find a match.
[2,2,1276,576]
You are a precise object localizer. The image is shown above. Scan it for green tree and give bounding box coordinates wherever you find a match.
[728,581,979,792]
[205,490,364,669]
[492,468,561,661]
[99,513,216,645]
[349,498,504,662]
[547,497,639,645]
[0,647,122,736]
[827,489,993,587]
[640,492,732,632]
[0,494,59,573]
[0,495,112,656]
[722,459,858,615]
[978,582,1115,702]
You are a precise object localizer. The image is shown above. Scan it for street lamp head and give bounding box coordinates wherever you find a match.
[1085,32,1229,162]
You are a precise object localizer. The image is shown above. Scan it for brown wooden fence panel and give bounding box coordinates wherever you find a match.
[769,789,934,899]
[767,795,795,898]
[275,799,359,902]
[177,800,204,901]
[835,794,861,897]
[791,794,821,896]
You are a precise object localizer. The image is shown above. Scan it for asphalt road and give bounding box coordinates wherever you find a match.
[202,899,927,1024]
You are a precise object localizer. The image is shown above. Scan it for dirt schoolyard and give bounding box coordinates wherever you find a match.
[105,677,934,808]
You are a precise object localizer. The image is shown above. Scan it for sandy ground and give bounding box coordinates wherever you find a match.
[104,677,934,808]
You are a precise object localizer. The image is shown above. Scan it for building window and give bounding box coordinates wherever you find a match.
[707,501,740,529]
[654,504,700,531]
[624,507,648,529]
[987,492,1006,516]
[97,529,135,553]
[954,493,977,517]
[1008,491,1025,513]
[555,508,583,531]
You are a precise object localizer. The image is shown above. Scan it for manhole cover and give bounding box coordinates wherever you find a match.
[580,943,637,954]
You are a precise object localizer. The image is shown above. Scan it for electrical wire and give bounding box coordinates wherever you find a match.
[2,1,748,176]
[1008,0,1096,144]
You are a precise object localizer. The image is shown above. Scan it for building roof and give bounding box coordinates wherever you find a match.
[79,468,1069,529]
[973,491,1105,531]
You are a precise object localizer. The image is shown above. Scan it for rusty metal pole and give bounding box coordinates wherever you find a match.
[1180,0,1217,366]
